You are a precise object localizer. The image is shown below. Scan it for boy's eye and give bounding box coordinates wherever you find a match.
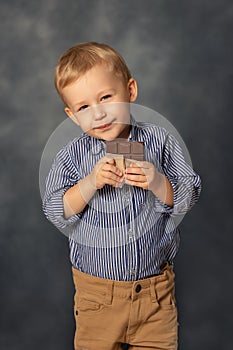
[78,105,89,111]
[101,94,111,101]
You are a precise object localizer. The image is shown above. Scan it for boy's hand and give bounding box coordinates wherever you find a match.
[124,161,163,191]
[89,157,124,189]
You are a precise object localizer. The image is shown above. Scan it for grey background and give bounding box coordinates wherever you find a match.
[0,0,232,349]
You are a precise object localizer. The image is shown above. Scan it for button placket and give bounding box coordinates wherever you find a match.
[128,229,134,241]
[123,192,130,204]
[130,269,136,278]
[126,185,137,281]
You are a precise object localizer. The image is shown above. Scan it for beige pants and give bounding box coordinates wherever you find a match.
[72,263,178,350]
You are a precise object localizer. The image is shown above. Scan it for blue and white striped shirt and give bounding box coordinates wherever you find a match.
[43,118,201,281]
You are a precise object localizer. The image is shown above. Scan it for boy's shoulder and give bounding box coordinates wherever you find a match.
[64,132,96,150]
[59,132,102,161]
[137,121,167,132]
[134,120,168,141]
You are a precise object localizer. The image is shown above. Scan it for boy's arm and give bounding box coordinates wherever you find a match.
[125,163,174,207]
[151,174,174,207]
[161,132,201,214]
[63,174,96,219]
[63,158,123,219]
[43,145,123,226]
[124,132,201,214]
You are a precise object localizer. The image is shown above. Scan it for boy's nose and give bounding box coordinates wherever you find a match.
[93,105,107,120]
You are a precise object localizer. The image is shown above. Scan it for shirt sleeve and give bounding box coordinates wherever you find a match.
[161,132,201,215]
[42,146,83,230]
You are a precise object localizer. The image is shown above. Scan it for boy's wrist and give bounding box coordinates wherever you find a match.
[150,173,174,207]
[86,171,98,190]
[150,172,165,193]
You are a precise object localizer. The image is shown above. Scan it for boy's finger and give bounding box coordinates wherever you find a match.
[98,156,115,166]
[103,163,122,176]
[128,162,141,168]
[103,174,124,185]
[131,162,151,168]
[125,179,148,189]
[125,174,146,182]
[125,166,144,175]
[106,158,115,164]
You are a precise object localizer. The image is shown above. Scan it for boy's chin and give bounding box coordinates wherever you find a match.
[89,127,130,141]
[95,133,118,141]
[101,132,129,141]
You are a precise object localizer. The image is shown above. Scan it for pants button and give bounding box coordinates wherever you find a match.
[135,284,142,293]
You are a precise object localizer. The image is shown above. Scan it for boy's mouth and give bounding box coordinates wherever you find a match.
[94,123,112,131]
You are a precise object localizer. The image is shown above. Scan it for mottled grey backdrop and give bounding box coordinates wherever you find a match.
[1,1,232,349]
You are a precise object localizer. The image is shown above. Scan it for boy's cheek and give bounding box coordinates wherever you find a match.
[75,118,92,132]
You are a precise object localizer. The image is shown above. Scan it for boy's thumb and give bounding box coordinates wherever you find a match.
[106,158,115,165]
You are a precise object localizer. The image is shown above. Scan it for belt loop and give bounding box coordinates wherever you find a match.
[160,261,169,273]
[105,280,113,305]
[150,279,158,303]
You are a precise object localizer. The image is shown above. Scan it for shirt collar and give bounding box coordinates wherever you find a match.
[128,115,138,141]
[90,136,105,156]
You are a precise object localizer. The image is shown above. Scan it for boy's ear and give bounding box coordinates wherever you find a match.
[65,107,80,126]
[128,78,138,102]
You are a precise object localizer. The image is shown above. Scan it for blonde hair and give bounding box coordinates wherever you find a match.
[55,42,132,104]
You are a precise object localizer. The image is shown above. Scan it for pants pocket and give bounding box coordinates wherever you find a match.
[156,270,177,309]
[77,297,104,312]
[75,289,107,315]
[157,287,176,309]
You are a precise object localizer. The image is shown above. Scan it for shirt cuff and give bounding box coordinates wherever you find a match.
[43,189,82,230]
[169,179,194,215]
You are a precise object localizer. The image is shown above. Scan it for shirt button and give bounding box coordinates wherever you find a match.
[130,269,136,277]
[135,284,142,293]
[128,229,134,240]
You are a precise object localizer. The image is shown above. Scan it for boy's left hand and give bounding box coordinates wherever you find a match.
[124,161,162,191]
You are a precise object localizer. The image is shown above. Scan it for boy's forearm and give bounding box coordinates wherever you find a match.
[151,174,174,207]
[63,174,96,219]
[63,171,174,219]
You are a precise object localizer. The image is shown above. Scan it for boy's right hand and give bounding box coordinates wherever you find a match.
[89,157,124,189]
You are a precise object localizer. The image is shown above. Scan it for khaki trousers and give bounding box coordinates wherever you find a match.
[72,263,178,350]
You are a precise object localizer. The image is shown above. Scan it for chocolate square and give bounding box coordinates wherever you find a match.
[131,142,144,154]
[105,141,118,153]
[118,142,131,154]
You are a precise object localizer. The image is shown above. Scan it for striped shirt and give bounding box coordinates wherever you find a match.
[43,117,201,281]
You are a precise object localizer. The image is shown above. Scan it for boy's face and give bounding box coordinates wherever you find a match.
[63,64,138,140]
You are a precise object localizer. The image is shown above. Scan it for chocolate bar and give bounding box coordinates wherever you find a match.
[106,140,144,160]
[105,140,144,187]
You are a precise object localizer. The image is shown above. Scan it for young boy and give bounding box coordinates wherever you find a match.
[43,42,201,350]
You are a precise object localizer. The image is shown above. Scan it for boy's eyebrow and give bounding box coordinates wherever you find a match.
[97,88,116,97]
[73,100,86,108]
